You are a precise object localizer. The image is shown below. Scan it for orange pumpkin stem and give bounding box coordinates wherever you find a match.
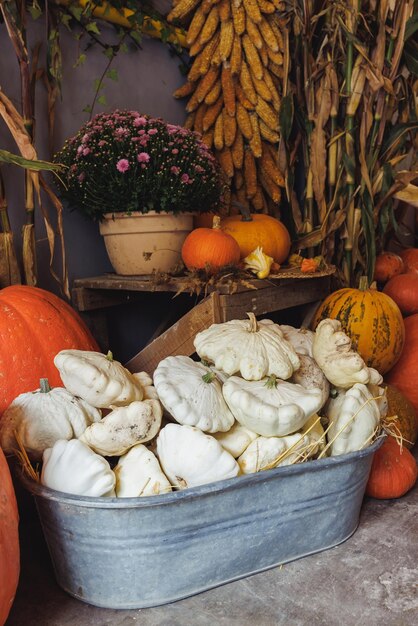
[212,216,222,230]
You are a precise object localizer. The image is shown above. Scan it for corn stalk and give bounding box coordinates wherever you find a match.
[281,0,418,286]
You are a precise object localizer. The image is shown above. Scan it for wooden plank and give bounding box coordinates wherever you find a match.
[219,276,331,321]
[125,292,222,374]
[72,287,145,312]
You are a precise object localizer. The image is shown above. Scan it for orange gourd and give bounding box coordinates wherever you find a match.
[312,277,405,374]
[181,216,241,272]
[374,252,404,283]
[0,448,19,625]
[385,313,418,414]
[399,248,418,273]
[0,285,99,417]
[365,436,417,499]
[383,272,418,316]
[221,213,291,263]
[384,384,418,450]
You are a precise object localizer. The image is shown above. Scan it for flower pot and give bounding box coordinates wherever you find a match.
[99,211,194,275]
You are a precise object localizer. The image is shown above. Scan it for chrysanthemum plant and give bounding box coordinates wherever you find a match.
[56,110,224,220]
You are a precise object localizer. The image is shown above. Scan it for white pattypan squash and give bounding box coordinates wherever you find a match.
[41,439,116,497]
[79,399,162,457]
[222,375,323,437]
[156,423,239,489]
[194,312,300,381]
[291,355,330,409]
[312,319,379,389]
[238,431,317,474]
[324,383,381,456]
[280,325,315,357]
[153,356,235,433]
[114,444,172,497]
[54,349,144,408]
[0,378,101,461]
[214,421,259,458]
[133,371,159,400]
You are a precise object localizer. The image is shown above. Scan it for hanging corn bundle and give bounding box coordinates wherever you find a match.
[169,0,287,216]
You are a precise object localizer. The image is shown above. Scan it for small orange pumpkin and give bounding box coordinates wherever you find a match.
[383,272,418,316]
[385,313,418,414]
[400,248,418,273]
[181,216,241,272]
[374,252,404,283]
[365,436,417,499]
[312,277,405,374]
[221,213,291,263]
[384,384,418,450]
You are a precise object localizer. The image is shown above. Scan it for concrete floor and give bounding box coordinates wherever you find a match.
[6,451,418,626]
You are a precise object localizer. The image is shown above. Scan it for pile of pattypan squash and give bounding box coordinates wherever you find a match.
[0,314,385,498]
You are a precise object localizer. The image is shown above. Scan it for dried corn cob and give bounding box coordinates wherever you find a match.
[243,0,262,24]
[188,53,204,82]
[250,69,272,102]
[258,166,281,202]
[252,185,265,210]
[199,6,220,45]
[221,63,236,116]
[244,147,257,197]
[168,0,200,22]
[235,81,255,109]
[195,66,220,103]
[204,79,222,104]
[259,119,280,142]
[259,43,269,66]
[235,187,250,209]
[223,107,237,146]
[219,0,231,21]
[231,2,246,36]
[266,47,283,66]
[184,112,196,129]
[236,101,253,139]
[199,33,221,74]
[203,95,224,131]
[239,60,258,105]
[173,81,196,99]
[230,33,242,75]
[214,111,224,150]
[189,38,205,57]
[220,19,234,61]
[187,6,207,45]
[255,97,279,131]
[249,112,262,157]
[261,143,285,186]
[242,35,264,80]
[194,103,208,135]
[246,18,263,50]
[201,128,215,148]
[269,19,284,51]
[185,89,200,112]
[231,128,244,168]
[257,0,275,14]
[259,17,279,52]
[234,168,244,190]
[218,147,234,178]
[268,61,284,79]
[263,70,280,107]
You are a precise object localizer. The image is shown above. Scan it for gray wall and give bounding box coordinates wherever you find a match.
[0,12,193,361]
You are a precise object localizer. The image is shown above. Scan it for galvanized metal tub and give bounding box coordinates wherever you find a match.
[21,439,380,609]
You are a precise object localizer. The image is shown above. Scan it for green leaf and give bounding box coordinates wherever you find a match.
[381,122,418,156]
[97,94,107,106]
[70,7,83,21]
[120,43,129,54]
[130,30,142,45]
[404,41,418,77]
[86,21,101,35]
[106,68,118,81]
[104,47,115,59]
[28,3,42,20]
[60,14,72,30]
[405,12,418,41]
[83,104,92,114]
[93,78,104,91]
[0,149,64,172]
[73,53,86,68]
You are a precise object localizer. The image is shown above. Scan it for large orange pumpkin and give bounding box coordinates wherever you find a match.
[384,384,418,450]
[365,436,417,499]
[0,285,99,416]
[383,272,418,316]
[0,448,19,625]
[311,278,405,374]
[221,213,291,263]
[385,313,418,414]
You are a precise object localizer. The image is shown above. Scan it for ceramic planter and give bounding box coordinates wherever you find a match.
[99,211,194,275]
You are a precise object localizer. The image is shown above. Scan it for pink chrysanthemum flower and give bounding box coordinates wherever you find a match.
[116,159,130,173]
[137,152,150,163]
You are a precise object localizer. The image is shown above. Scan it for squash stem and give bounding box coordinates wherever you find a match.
[39,378,51,393]
[202,371,216,384]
